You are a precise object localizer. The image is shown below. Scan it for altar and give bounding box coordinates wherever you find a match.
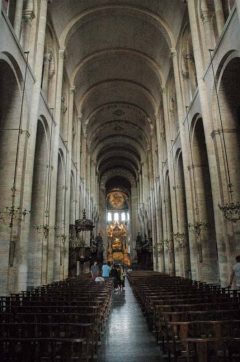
[107,221,131,266]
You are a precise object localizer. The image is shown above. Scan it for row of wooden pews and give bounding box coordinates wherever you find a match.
[128,271,240,362]
[0,276,113,361]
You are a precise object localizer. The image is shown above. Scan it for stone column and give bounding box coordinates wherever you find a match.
[16,0,48,292]
[14,0,24,39]
[42,53,52,96]
[131,185,138,260]
[154,113,166,272]
[87,154,91,211]
[138,170,143,205]
[171,48,192,277]
[21,1,34,59]
[161,87,176,275]
[151,139,162,271]
[187,0,225,283]
[236,0,240,21]
[75,115,82,219]
[98,185,107,259]
[80,135,87,211]
[62,86,75,279]
[47,48,65,283]
[214,0,225,36]
[200,0,215,53]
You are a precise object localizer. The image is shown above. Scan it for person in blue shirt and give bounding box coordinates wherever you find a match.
[102,261,111,279]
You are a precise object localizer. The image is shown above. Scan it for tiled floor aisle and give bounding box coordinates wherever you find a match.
[97,279,164,362]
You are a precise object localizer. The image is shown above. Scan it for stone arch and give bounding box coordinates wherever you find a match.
[28,117,49,287]
[213,52,240,204]
[53,149,66,281]
[101,168,136,188]
[191,116,220,283]
[71,48,164,89]
[60,5,174,49]
[0,56,28,293]
[212,53,240,266]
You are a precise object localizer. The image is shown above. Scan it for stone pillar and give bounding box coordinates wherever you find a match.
[214,0,225,36]
[131,186,138,260]
[187,0,224,283]
[161,88,176,275]
[80,135,87,211]
[236,0,240,21]
[21,1,34,58]
[171,48,192,277]
[42,52,52,96]
[47,48,65,283]
[151,138,162,271]
[16,0,48,292]
[87,154,91,211]
[63,86,75,279]
[154,113,166,272]
[98,186,107,259]
[200,0,215,53]
[14,0,24,39]
[76,115,82,219]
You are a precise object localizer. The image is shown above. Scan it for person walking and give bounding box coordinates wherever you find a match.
[110,264,119,291]
[119,266,126,291]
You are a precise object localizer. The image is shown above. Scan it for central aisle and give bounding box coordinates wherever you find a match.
[97,278,164,362]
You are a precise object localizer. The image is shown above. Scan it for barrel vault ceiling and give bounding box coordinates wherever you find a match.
[49,0,187,190]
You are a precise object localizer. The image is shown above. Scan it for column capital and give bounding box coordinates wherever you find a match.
[44,52,52,62]
[70,86,76,93]
[170,48,177,57]
[82,125,87,138]
[59,48,65,59]
[161,86,166,94]
[77,112,83,122]
[22,8,35,22]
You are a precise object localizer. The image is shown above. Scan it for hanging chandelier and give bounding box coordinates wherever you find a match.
[0,205,30,228]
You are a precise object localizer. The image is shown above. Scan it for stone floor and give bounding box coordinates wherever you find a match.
[97,279,164,362]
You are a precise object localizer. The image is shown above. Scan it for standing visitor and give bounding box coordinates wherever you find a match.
[102,261,111,280]
[91,260,99,280]
[229,255,240,289]
[119,266,126,291]
[110,264,119,291]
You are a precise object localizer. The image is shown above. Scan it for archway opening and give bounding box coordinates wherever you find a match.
[192,118,219,283]
[28,120,48,287]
